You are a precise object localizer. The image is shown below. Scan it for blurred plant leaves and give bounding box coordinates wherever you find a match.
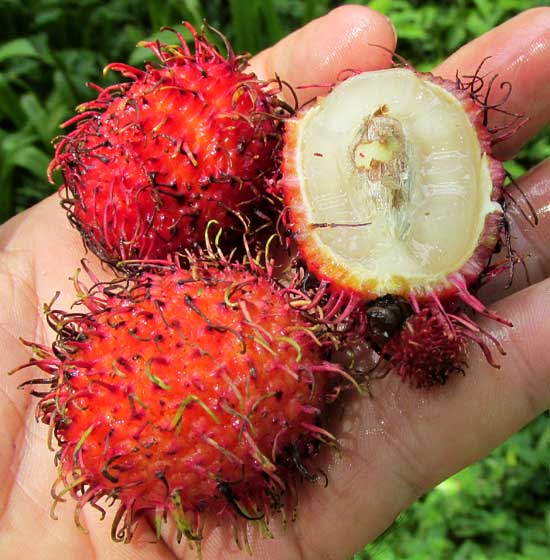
[357,412,550,560]
[0,37,41,62]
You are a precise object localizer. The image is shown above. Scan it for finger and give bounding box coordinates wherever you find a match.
[435,7,550,160]
[507,158,550,283]
[481,158,550,303]
[250,5,396,105]
[0,202,86,521]
[0,254,43,521]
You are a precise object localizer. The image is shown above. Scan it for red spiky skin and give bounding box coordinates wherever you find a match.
[21,264,338,542]
[50,26,284,264]
[346,291,506,388]
[381,307,466,388]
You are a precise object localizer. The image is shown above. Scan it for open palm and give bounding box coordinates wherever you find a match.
[1,6,549,560]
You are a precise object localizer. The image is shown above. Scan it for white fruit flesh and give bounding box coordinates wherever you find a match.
[293,68,501,296]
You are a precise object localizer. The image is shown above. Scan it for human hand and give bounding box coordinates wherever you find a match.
[1,5,549,559]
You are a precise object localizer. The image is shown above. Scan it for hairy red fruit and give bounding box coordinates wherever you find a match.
[49,24,287,265]
[280,68,506,301]
[14,262,341,546]
[278,62,527,385]
[381,307,466,387]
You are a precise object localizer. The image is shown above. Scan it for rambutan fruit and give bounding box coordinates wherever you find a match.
[11,259,344,548]
[281,67,505,299]
[279,63,526,386]
[361,293,505,388]
[49,24,289,265]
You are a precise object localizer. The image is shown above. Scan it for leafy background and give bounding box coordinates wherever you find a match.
[0,0,548,558]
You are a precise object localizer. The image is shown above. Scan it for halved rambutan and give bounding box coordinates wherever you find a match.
[12,259,344,547]
[49,24,289,265]
[281,67,505,301]
[279,66,518,386]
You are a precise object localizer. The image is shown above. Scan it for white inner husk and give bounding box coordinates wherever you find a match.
[296,68,500,294]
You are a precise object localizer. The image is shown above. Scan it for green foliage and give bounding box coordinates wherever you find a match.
[368,0,546,70]
[0,0,334,221]
[356,412,550,560]
[0,3,548,555]
[0,0,547,221]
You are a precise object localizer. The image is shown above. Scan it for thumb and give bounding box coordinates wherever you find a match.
[250,5,397,104]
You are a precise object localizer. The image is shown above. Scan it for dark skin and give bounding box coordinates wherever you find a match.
[1,5,549,559]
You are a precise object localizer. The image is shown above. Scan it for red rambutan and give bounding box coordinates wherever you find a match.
[49,24,289,265]
[11,258,346,548]
[278,61,530,385]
